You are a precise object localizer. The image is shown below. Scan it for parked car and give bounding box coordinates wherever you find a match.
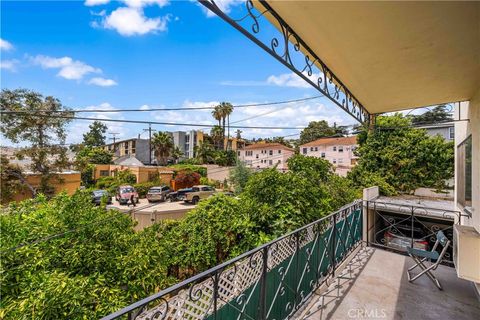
[146,186,171,203]
[184,185,216,205]
[115,185,139,205]
[91,190,112,205]
[382,219,429,252]
[167,188,193,202]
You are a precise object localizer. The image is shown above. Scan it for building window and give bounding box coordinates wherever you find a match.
[278,150,281,154]
[269,160,273,165]
[338,159,343,164]
[256,154,259,159]
[125,149,129,155]
[269,150,273,156]
[457,135,472,208]
[333,146,337,151]
[310,147,314,151]
[338,146,344,152]
[277,160,281,163]
[302,148,307,154]
[321,152,325,158]
[449,127,455,140]
[333,159,337,164]
[124,141,129,149]
[314,147,318,151]
[99,170,110,177]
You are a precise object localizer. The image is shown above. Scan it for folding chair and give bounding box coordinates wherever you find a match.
[406,230,450,290]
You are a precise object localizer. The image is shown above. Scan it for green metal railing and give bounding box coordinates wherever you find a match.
[103,201,363,320]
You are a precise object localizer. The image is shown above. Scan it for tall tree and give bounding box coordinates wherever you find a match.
[219,102,234,149]
[299,120,336,145]
[194,141,214,164]
[151,131,173,166]
[212,102,234,150]
[82,121,108,147]
[210,125,224,150]
[411,105,453,125]
[0,89,72,196]
[348,113,454,194]
[171,146,184,164]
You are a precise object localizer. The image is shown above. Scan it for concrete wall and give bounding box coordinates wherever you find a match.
[10,172,81,203]
[202,164,234,182]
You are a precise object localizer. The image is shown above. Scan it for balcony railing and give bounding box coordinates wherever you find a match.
[365,200,461,265]
[102,200,363,320]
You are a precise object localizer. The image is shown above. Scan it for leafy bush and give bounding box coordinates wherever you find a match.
[169,164,207,177]
[174,170,201,186]
[95,169,137,193]
[199,177,216,187]
[348,113,454,194]
[134,182,157,198]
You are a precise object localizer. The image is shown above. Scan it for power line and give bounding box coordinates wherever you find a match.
[0,113,306,130]
[1,96,323,114]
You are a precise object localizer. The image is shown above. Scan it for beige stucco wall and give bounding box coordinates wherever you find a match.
[10,172,81,203]
[239,147,294,171]
[455,92,479,234]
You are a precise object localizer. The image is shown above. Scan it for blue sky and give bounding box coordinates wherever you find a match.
[1,0,357,145]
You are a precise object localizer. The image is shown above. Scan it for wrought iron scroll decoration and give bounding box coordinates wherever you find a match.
[198,0,371,124]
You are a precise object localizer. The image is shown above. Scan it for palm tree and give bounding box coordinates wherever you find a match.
[171,146,184,164]
[210,125,224,150]
[213,102,234,150]
[151,131,173,166]
[195,141,214,164]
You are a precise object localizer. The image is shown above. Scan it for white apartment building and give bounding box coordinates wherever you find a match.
[299,136,358,176]
[238,143,294,171]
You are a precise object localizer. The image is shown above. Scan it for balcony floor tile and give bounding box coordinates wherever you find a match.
[298,248,480,320]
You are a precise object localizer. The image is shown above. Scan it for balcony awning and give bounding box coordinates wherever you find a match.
[263,1,480,114]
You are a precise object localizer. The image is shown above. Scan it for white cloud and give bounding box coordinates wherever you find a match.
[266,72,318,89]
[31,55,101,80]
[202,0,242,18]
[140,104,150,110]
[123,0,169,8]
[84,0,110,6]
[0,39,13,51]
[0,59,19,72]
[68,102,129,144]
[103,7,169,36]
[88,77,118,87]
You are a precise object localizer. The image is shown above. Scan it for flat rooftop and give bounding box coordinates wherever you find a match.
[297,248,480,320]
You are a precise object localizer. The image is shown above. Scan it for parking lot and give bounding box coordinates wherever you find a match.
[106,198,197,230]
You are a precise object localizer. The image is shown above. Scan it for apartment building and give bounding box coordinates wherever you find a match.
[299,136,358,176]
[104,138,151,165]
[171,130,204,159]
[238,143,294,171]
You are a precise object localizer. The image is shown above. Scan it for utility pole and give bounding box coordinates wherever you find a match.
[143,124,156,165]
[108,132,119,151]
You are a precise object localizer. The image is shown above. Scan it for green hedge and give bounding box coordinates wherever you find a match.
[168,164,207,177]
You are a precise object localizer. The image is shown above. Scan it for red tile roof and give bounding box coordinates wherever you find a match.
[242,143,294,151]
[300,136,357,147]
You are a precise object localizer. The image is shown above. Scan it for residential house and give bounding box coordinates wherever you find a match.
[238,142,294,171]
[299,136,358,176]
[93,164,174,185]
[417,122,455,141]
